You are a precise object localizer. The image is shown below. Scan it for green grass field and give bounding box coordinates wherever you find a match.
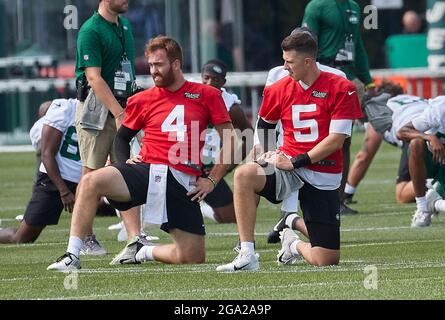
[1,132,444,300]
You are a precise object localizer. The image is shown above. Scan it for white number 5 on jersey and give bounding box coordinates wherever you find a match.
[292,104,318,142]
[162,105,187,141]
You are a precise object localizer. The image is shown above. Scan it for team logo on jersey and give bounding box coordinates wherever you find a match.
[311,90,328,99]
[184,92,201,99]
[155,175,162,183]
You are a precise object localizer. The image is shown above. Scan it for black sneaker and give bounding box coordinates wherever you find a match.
[267,212,297,244]
[343,194,357,205]
[339,202,359,215]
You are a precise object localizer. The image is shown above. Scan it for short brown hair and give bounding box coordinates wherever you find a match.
[145,36,183,67]
[378,80,404,97]
[281,32,318,58]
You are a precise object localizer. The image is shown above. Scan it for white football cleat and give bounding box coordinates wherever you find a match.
[108,221,123,230]
[277,228,300,265]
[216,250,259,272]
[142,234,159,242]
[411,209,432,228]
[426,189,442,216]
[117,225,128,242]
[47,252,81,271]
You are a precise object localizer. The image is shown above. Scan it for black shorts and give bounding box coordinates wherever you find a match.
[396,142,411,183]
[108,162,205,235]
[204,178,233,208]
[256,167,281,204]
[258,171,341,250]
[305,222,340,250]
[23,173,78,227]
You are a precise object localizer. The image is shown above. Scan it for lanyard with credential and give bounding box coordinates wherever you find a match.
[335,0,354,38]
[111,18,127,58]
[335,0,356,63]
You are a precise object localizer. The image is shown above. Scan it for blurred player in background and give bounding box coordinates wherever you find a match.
[398,96,445,227]
[303,0,376,215]
[200,59,252,224]
[0,99,80,244]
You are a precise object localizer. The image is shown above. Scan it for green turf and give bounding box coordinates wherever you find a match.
[0,133,444,300]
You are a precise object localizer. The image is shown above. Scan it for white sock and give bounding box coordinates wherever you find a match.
[240,242,255,254]
[415,196,428,212]
[67,236,83,258]
[285,213,298,229]
[200,202,217,222]
[135,245,156,262]
[434,199,445,212]
[290,239,301,256]
[344,183,356,195]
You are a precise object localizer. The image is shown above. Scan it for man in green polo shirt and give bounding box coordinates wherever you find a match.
[303,0,376,215]
[74,0,135,255]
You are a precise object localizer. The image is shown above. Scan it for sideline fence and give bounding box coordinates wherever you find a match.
[0,67,444,145]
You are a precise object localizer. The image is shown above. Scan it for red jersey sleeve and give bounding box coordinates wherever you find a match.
[206,87,232,125]
[258,85,281,122]
[330,80,363,120]
[123,93,147,131]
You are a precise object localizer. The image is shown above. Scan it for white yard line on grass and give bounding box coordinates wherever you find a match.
[0,146,34,153]
[208,225,412,236]
[3,260,445,283]
[0,226,439,250]
[42,275,445,300]
[0,207,25,213]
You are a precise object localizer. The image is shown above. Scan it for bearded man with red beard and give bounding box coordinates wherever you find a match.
[48,36,238,271]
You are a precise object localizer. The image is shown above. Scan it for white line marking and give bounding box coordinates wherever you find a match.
[40,275,445,300]
[0,146,34,153]
[2,258,445,282]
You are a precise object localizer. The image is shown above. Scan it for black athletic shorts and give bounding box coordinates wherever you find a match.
[204,178,233,208]
[258,170,341,250]
[396,142,411,183]
[23,172,78,227]
[305,222,340,250]
[256,165,281,204]
[108,162,205,235]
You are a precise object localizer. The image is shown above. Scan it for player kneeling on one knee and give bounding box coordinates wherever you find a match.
[216,30,362,272]
[47,36,238,271]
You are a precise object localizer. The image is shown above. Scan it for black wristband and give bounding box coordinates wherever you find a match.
[291,153,311,169]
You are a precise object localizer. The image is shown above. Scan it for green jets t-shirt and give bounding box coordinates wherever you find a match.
[303,0,372,84]
[75,12,135,90]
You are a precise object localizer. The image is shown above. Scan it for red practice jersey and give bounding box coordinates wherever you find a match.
[259,71,363,173]
[124,81,231,176]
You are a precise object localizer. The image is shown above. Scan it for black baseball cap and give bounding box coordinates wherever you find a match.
[201,59,227,78]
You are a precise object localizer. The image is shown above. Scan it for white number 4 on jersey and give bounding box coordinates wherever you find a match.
[161,105,187,141]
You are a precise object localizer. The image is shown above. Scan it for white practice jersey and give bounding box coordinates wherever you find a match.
[29,117,45,150]
[202,88,241,163]
[412,96,445,142]
[38,99,82,183]
[384,95,428,146]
